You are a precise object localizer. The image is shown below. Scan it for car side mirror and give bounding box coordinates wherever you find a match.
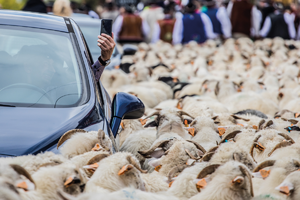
[110,92,145,137]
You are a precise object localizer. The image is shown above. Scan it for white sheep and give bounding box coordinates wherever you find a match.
[57,129,112,158]
[275,170,300,199]
[189,116,221,150]
[189,161,254,200]
[84,152,147,193]
[20,162,86,200]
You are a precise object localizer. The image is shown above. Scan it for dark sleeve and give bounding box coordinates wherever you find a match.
[91,60,105,82]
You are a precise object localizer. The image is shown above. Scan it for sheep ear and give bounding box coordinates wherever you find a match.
[254,142,265,151]
[212,116,219,121]
[10,164,35,185]
[118,164,134,175]
[231,115,250,122]
[233,152,241,162]
[64,176,81,187]
[276,183,294,196]
[148,158,161,167]
[193,178,209,192]
[16,180,35,191]
[278,92,284,100]
[232,176,244,185]
[148,68,153,76]
[144,120,158,128]
[214,81,220,96]
[184,118,193,125]
[83,163,99,173]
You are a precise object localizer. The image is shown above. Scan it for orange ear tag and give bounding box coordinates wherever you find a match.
[121,122,125,129]
[91,143,101,151]
[232,176,243,184]
[118,165,133,176]
[64,176,74,187]
[291,124,294,126]
[17,181,28,190]
[255,142,265,151]
[114,65,120,69]
[196,179,207,190]
[279,186,290,196]
[173,78,178,83]
[188,128,195,136]
[218,127,226,136]
[84,163,99,173]
[259,169,270,179]
[203,84,208,89]
[169,181,174,187]
[191,61,194,65]
[176,102,182,110]
[253,125,258,130]
[154,165,162,172]
[237,123,244,127]
[295,113,300,118]
[246,64,251,69]
[140,118,147,126]
[208,60,213,66]
[184,119,189,127]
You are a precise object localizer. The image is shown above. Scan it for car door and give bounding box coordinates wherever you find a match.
[70,19,118,151]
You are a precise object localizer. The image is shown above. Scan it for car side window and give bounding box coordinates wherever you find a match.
[78,28,105,107]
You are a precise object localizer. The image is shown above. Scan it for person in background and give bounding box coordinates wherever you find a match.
[203,0,232,39]
[152,3,177,43]
[85,4,99,19]
[113,6,150,43]
[101,2,120,22]
[172,0,216,44]
[22,0,47,13]
[257,0,275,29]
[227,0,261,38]
[140,0,165,43]
[53,0,73,17]
[260,2,295,39]
[46,1,54,13]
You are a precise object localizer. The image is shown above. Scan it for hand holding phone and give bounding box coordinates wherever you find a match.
[97,19,115,62]
[100,19,113,37]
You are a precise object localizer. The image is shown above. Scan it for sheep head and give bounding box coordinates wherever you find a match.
[8,164,36,191]
[91,130,112,153]
[144,109,194,129]
[212,114,250,126]
[141,140,206,175]
[250,132,295,162]
[194,162,253,197]
[253,159,300,180]
[275,170,300,197]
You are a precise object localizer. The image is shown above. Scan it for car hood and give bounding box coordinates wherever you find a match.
[0,104,94,156]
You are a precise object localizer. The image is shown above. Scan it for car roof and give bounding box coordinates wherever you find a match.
[71,15,101,26]
[0,10,68,32]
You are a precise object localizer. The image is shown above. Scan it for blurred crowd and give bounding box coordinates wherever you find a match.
[19,0,300,44]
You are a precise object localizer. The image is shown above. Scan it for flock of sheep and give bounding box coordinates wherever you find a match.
[1,37,300,200]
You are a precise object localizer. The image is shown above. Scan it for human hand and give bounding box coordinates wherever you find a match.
[97,33,116,61]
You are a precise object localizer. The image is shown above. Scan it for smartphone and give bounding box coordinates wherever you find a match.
[100,19,113,37]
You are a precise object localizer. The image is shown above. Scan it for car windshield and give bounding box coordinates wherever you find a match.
[0,25,87,108]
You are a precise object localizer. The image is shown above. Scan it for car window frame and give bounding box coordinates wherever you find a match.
[70,19,105,109]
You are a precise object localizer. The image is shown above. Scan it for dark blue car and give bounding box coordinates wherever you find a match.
[0,10,144,157]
